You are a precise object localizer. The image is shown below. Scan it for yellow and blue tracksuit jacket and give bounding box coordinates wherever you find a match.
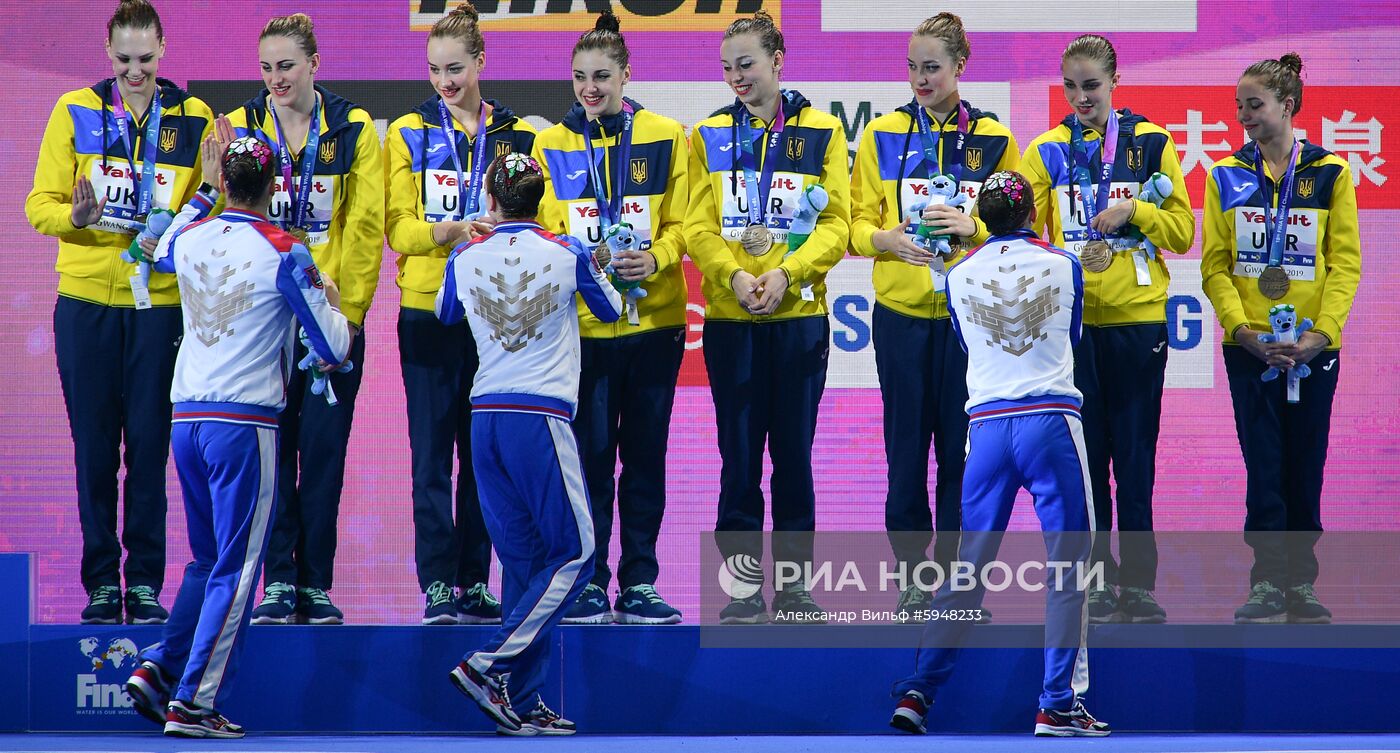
[850,99,1019,320]
[26,77,213,307]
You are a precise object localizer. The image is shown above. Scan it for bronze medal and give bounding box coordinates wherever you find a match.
[740,223,774,256]
[1080,240,1113,273]
[288,226,311,246]
[1258,266,1291,300]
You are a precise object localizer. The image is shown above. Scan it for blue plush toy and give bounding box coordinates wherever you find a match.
[298,328,354,406]
[1259,303,1313,403]
[1114,171,1173,256]
[904,174,969,257]
[782,183,828,302]
[601,222,648,309]
[123,208,175,290]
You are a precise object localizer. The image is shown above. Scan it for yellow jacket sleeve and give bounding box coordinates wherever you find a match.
[649,127,689,275]
[384,120,442,258]
[777,125,851,286]
[684,127,743,292]
[335,113,386,327]
[1022,141,1060,244]
[26,99,80,238]
[1200,169,1249,338]
[531,135,567,238]
[966,133,1022,247]
[1313,165,1362,345]
[849,124,888,259]
[1132,132,1195,254]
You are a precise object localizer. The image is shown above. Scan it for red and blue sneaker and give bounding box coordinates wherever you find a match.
[497,699,577,736]
[163,699,245,739]
[889,690,929,735]
[1034,700,1111,737]
[125,660,175,726]
[450,659,521,731]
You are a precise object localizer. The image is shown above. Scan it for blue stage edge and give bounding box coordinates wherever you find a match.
[4,554,1398,734]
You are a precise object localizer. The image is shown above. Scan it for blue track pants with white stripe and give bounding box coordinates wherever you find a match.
[143,420,278,711]
[894,411,1093,712]
[465,411,595,712]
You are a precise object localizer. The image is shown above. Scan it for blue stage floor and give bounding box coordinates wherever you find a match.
[3,734,1400,752]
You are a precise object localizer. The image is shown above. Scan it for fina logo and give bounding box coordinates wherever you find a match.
[718,554,764,599]
[76,637,139,713]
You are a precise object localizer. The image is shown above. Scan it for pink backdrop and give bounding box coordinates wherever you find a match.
[2,1,1397,623]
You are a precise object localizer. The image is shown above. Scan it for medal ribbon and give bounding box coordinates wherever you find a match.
[111,85,163,218]
[583,101,636,229]
[1069,109,1120,241]
[269,94,323,232]
[914,102,968,186]
[437,98,490,219]
[735,97,787,228]
[1253,140,1301,270]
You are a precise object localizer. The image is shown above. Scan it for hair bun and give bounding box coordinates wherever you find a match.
[753,9,776,24]
[449,2,479,22]
[595,10,621,33]
[1279,52,1304,76]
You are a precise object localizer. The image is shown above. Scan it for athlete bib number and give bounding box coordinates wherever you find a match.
[1232,207,1319,282]
[89,162,177,234]
[268,175,336,247]
[566,197,655,250]
[720,170,805,244]
[1055,181,1138,256]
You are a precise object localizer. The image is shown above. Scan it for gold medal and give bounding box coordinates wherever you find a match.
[740,223,774,257]
[1080,240,1113,273]
[288,226,311,246]
[1258,266,1291,300]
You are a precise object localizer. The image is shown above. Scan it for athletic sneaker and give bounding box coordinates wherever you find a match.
[80,585,122,625]
[613,584,682,625]
[894,584,932,622]
[125,660,175,727]
[1117,587,1167,624]
[718,593,769,624]
[250,582,297,624]
[1234,581,1287,624]
[456,582,502,625]
[1086,584,1119,624]
[497,699,576,736]
[450,659,520,731]
[561,583,612,625]
[163,699,245,739]
[889,690,929,735]
[771,588,826,624]
[297,587,344,624]
[124,586,168,625]
[422,581,458,625]
[1286,583,1332,624]
[1033,700,1111,737]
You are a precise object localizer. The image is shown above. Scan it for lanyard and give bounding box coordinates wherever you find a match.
[1253,140,1301,268]
[111,86,162,217]
[269,94,322,230]
[437,98,490,219]
[583,101,636,228]
[734,99,787,227]
[914,102,968,185]
[1069,109,1120,240]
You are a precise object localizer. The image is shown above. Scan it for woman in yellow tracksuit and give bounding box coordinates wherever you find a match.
[686,11,850,625]
[850,13,1018,615]
[385,2,533,628]
[1022,34,1194,625]
[231,14,384,626]
[531,13,688,626]
[26,0,213,626]
[1202,54,1360,625]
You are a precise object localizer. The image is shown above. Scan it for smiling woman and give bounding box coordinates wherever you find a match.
[530,10,691,627]
[24,0,214,628]
[684,9,852,627]
[382,0,537,628]
[221,12,386,628]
